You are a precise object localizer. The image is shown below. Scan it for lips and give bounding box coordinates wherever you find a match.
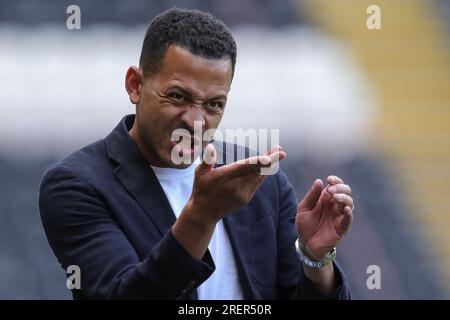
[171,134,201,157]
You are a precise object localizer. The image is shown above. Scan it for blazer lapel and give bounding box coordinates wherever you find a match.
[105,114,176,236]
[223,212,258,299]
[214,140,258,299]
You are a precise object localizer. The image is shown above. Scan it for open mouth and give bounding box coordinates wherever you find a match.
[171,135,201,157]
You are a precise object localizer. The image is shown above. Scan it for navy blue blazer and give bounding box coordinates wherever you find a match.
[39,114,351,300]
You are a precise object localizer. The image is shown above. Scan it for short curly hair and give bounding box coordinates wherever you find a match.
[139,8,237,79]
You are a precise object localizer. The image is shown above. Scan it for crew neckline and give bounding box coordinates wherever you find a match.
[150,157,201,178]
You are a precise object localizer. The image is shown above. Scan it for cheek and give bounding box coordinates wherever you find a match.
[143,107,183,145]
[205,113,223,129]
[139,95,166,126]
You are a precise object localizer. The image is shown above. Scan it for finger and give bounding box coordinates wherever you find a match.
[327,184,352,196]
[220,151,286,179]
[237,150,286,166]
[299,179,323,210]
[327,175,344,185]
[235,155,270,166]
[259,149,286,167]
[332,193,353,208]
[239,152,285,181]
[259,149,287,176]
[338,206,353,235]
[215,156,267,178]
[265,145,283,156]
[197,144,216,175]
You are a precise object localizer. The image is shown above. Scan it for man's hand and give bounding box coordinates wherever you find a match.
[188,144,286,224]
[295,175,354,261]
[172,144,286,259]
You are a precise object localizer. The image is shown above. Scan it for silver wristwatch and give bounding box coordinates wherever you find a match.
[295,239,336,269]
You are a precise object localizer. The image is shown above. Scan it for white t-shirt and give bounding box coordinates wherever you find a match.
[150,158,244,300]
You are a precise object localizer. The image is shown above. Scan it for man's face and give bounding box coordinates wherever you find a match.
[134,45,232,168]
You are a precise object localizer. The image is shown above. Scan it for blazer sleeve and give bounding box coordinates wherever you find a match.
[39,165,215,299]
[275,170,351,300]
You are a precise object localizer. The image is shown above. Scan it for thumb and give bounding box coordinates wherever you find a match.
[197,143,217,175]
[299,179,323,210]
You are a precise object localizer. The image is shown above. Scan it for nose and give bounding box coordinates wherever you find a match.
[180,105,206,132]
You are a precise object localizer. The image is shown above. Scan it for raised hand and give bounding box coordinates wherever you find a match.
[295,175,354,261]
[173,144,286,259]
[188,144,287,224]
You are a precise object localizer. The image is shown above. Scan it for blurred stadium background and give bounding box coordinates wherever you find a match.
[0,0,449,299]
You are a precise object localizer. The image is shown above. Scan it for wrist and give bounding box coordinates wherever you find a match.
[297,238,331,261]
[183,198,220,228]
[172,201,217,261]
[302,245,328,261]
[295,239,337,269]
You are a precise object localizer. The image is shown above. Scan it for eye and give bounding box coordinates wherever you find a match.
[206,101,223,110]
[168,92,186,103]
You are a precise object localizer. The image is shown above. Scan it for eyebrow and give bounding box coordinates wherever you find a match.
[209,94,227,101]
[167,85,192,97]
[167,85,227,101]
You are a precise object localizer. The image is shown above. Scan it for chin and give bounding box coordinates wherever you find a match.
[171,154,198,168]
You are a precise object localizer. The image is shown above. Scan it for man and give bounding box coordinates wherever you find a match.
[39,8,354,300]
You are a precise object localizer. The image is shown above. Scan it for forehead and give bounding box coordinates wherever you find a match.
[153,45,233,93]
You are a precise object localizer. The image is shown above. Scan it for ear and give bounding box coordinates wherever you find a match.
[125,66,144,104]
